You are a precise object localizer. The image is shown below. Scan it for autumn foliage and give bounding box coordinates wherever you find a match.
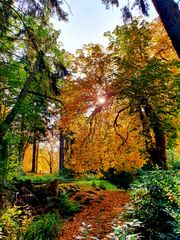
[22,19,179,175]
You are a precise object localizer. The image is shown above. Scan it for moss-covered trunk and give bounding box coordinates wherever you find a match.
[139,104,168,170]
[0,134,8,181]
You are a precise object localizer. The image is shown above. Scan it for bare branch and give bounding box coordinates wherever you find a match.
[39,156,50,167]
[114,125,129,146]
[64,0,73,16]
[113,104,130,145]
[114,104,130,127]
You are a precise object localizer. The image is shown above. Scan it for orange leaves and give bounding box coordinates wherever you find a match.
[63,106,145,174]
[23,145,33,172]
[59,42,148,175]
[58,190,130,240]
[23,142,59,174]
[149,18,178,60]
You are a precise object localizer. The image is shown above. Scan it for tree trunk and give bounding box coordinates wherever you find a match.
[144,104,168,169]
[139,108,155,168]
[59,129,64,172]
[31,134,37,173]
[49,151,53,174]
[50,163,53,174]
[151,0,180,57]
[35,140,39,173]
[0,136,8,181]
[19,118,25,175]
[152,125,168,170]
[19,141,24,176]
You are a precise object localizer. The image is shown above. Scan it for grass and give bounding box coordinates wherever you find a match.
[77,179,118,190]
[23,212,62,240]
[14,173,64,183]
[11,174,119,190]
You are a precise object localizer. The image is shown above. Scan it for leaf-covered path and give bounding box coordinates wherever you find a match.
[57,189,130,240]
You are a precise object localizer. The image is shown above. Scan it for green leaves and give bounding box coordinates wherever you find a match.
[24,212,62,240]
[105,19,179,168]
[128,170,180,239]
[0,0,69,180]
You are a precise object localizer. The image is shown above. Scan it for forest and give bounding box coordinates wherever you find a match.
[0,0,179,239]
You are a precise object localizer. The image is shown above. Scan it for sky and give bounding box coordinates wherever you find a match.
[52,0,158,53]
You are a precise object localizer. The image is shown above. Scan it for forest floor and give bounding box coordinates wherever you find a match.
[57,187,130,240]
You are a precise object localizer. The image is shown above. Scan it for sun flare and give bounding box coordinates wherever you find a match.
[98,96,106,104]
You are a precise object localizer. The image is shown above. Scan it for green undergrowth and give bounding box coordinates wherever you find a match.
[13,174,64,183]
[23,212,62,240]
[125,170,180,239]
[8,174,124,190]
[77,179,118,190]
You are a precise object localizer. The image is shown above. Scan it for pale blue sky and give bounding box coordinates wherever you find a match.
[52,0,158,53]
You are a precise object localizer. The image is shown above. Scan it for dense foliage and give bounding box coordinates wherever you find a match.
[75,170,180,240]
[0,0,69,180]
[0,1,180,239]
[23,212,62,240]
[61,19,179,174]
[0,178,80,239]
[126,170,180,239]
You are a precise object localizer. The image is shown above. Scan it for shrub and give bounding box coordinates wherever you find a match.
[0,207,21,240]
[126,170,180,240]
[166,149,180,170]
[58,167,75,179]
[58,193,80,216]
[23,212,62,240]
[76,221,141,240]
[107,221,141,240]
[46,193,80,217]
[79,179,117,190]
[101,168,134,189]
[76,222,99,240]
[92,181,97,188]
[99,181,106,190]
[0,206,32,240]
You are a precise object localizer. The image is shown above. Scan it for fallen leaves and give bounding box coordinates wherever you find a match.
[57,189,129,240]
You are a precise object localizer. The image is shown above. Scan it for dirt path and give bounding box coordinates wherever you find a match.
[57,190,130,240]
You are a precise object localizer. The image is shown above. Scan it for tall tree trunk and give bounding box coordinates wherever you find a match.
[144,104,168,169]
[152,124,168,170]
[139,108,155,168]
[19,117,25,175]
[19,140,24,176]
[35,140,39,173]
[49,151,53,174]
[59,129,64,172]
[32,134,37,173]
[0,136,8,181]
[151,0,180,57]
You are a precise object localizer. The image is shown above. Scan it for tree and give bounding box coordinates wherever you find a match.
[0,0,67,180]
[106,19,179,169]
[61,20,179,171]
[38,131,59,174]
[62,107,145,175]
[60,44,145,174]
[102,0,180,57]
[59,128,64,171]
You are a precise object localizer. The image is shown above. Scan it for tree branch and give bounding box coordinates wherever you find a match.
[0,52,42,136]
[114,104,130,127]
[27,90,64,105]
[113,104,130,145]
